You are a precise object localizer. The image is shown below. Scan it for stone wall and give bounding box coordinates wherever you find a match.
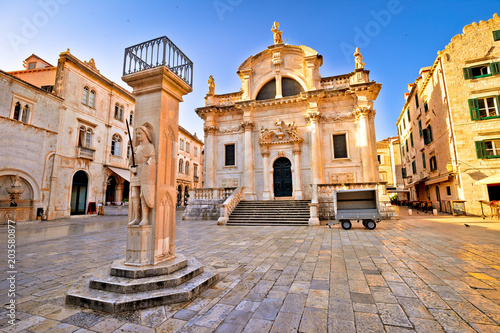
[182,199,224,220]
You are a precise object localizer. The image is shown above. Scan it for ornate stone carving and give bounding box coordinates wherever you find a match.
[204,125,219,135]
[353,107,376,119]
[272,51,282,69]
[208,75,215,95]
[331,173,354,184]
[6,174,24,207]
[221,178,239,188]
[129,125,156,226]
[271,21,283,44]
[241,121,254,130]
[218,125,242,134]
[305,111,321,122]
[321,112,354,122]
[354,47,365,69]
[259,119,303,146]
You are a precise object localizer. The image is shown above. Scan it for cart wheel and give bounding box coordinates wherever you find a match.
[365,219,376,230]
[341,220,352,230]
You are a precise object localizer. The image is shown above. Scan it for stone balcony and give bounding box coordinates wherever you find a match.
[76,146,95,160]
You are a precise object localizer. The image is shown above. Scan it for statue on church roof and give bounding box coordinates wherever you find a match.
[353,47,365,69]
[208,75,215,95]
[272,21,283,45]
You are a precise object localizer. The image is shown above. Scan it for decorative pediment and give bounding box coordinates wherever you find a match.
[259,119,303,146]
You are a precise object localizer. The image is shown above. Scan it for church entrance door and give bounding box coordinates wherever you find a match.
[273,157,292,197]
[71,171,88,215]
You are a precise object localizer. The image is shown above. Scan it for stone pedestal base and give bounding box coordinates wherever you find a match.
[66,254,219,313]
[308,202,320,226]
[126,225,154,266]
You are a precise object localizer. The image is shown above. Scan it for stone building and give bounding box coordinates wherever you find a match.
[0,69,63,222]
[7,51,135,219]
[377,137,404,188]
[187,24,393,223]
[396,14,500,215]
[176,125,204,207]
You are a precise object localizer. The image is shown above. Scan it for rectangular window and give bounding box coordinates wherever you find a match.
[423,126,433,145]
[412,160,416,175]
[463,63,500,79]
[407,109,410,122]
[377,154,384,165]
[418,120,423,137]
[406,141,409,152]
[469,96,500,120]
[179,139,184,150]
[402,167,407,178]
[446,186,451,196]
[403,118,406,130]
[410,132,414,147]
[332,134,348,159]
[415,94,419,109]
[225,143,235,166]
[422,152,426,169]
[424,101,429,113]
[194,147,198,156]
[41,85,54,93]
[28,62,36,69]
[430,156,437,171]
[494,30,500,41]
[476,139,500,159]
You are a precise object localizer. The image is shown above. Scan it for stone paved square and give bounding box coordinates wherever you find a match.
[2,208,500,332]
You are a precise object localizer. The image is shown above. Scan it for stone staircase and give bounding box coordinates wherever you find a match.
[227,200,310,226]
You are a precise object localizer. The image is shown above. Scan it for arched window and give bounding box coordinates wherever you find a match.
[256,79,276,100]
[129,111,134,125]
[89,90,96,108]
[111,134,122,156]
[185,161,189,175]
[82,87,89,105]
[79,126,93,148]
[282,78,303,97]
[178,159,183,173]
[22,105,30,123]
[13,102,21,121]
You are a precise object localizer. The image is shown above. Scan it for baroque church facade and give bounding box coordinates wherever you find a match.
[196,25,381,209]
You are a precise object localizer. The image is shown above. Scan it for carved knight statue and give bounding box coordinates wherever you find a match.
[353,47,365,69]
[129,125,156,226]
[208,75,215,95]
[272,21,283,44]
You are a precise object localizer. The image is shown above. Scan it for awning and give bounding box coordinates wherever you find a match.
[108,166,130,182]
[425,175,450,186]
[477,173,500,185]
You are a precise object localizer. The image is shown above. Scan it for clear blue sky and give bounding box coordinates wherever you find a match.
[1,0,499,141]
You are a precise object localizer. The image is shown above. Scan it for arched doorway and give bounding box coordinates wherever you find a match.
[177,185,182,206]
[273,157,292,197]
[106,176,116,204]
[71,171,88,215]
[184,185,189,206]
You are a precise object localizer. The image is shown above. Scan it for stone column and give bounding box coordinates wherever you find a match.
[204,123,218,188]
[242,121,255,199]
[354,108,377,182]
[122,66,192,266]
[307,111,322,226]
[261,148,271,200]
[292,145,303,199]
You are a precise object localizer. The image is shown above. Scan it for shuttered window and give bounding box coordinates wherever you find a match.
[476,139,500,159]
[469,96,500,120]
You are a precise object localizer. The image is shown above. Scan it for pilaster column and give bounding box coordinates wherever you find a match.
[242,121,255,199]
[306,110,322,226]
[204,124,218,188]
[292,145,303,199]
[273,51,283,98]
[354,107,377,182]
[261,148,271,200]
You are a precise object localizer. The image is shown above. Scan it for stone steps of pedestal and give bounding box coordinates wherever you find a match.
[227,200,310,226]
[66,258,219,313]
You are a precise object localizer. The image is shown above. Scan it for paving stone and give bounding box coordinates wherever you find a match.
[371,286,399,304]
[241,318,273,333]
[193,304,233,329]
[22,318,59,332]
[352,302,378,313]
[305,289,329,309]
[235,300,260,313]
[298,307,327,332]
[413,289,450,309]
[388,281,417,298]
[461,293,500,314]
[397,296,433,319]
[89,317,127,333]
[350,292,375,304]
[252,299,282,321]
[328,298,354,321]
[174,309,199,321]
[213,322,245,333]
[377,303,412,328]
[280,293,307,314]
[428,308,476,333]
[355,312,385,333]
[470,322,500,333]
[111,322,155,332]
[309,279,329,290]
[269,311,301,333]
[327,319,355,333]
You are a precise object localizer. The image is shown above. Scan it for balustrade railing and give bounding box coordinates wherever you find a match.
[321,75,350,90]
[123,36,193,87]
[190,187,237,200]
[217,187,246,225]
[206,92,243,106]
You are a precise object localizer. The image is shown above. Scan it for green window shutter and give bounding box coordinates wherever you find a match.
[407,109,411,121]
[415,94,419,108]
[427,125,433,143]
[410,132,414,147]
[475,141,486,159]
[468,98,480,120]
[463,67,472,80]
[494,30,500,41]
[424,101,429,113]
[418,120,422,137]
[496,95,500,115]
[422,153,426,169]
[491,62,500,75]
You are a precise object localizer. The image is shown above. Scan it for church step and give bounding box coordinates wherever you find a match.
[227,221,309,226]
[227,199,311,226]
